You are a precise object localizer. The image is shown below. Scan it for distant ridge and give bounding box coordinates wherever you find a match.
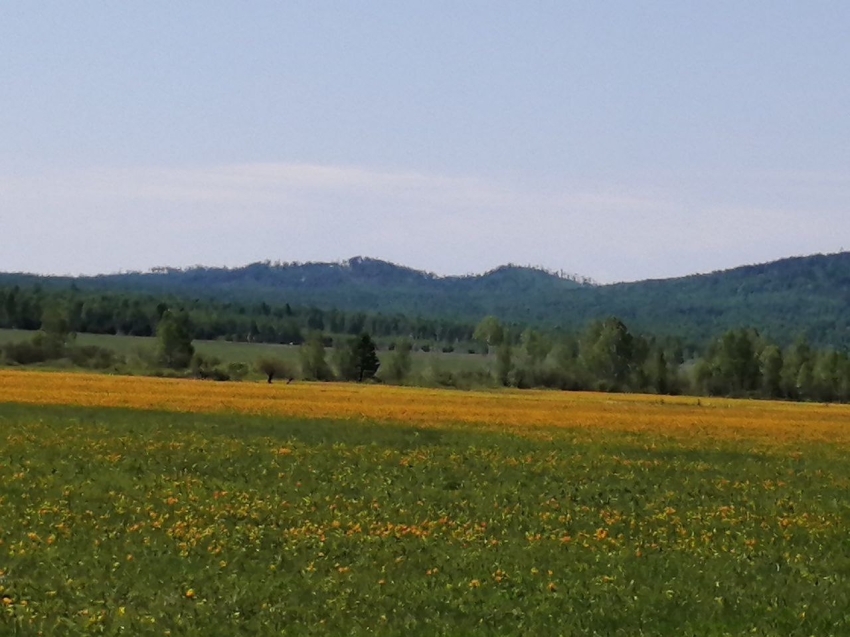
[1,252,849,347]
[146,256,594,287]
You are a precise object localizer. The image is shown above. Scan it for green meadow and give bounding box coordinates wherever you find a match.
[1,401,849,635]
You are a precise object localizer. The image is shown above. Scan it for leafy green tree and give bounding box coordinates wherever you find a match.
[713,329,761,395]
[546,336,583,390]
[496,342,512,386]
[256,357,293,384]
[307,307,325,331]
[837,354,850,403]
[332,340,358,381]
[781,336,813,399]
[473,315,504,354]
[299,331,333,381]
[796,363,815,400]
[384,338,413,383]
[1,287,17,326]
[579,318,635,391]
[157,310,195,369]
[811,350,844,402]
[520,328,551,366]
[645,348,669,394]
[695,328,763,396]
[759,345,783,398]
[37,304,73,358]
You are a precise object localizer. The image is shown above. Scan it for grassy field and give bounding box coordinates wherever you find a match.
[0,328,490,377]
[2,371,850,635]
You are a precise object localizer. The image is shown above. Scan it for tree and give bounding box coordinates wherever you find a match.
[759,345,783,398]
[473,316,504,354]
[306,307,325,331]
[299,331,333,381]
[256,357,293,384]
[350,333,380,382]
[2,287,17,326]
[495,342,512,386]
[579,317,635,391]
[645,348,669,394]
[781,336,813,399]
[521,328,551,367]
[712,329,761,395]
[157,310,194,369]
[812,350,842,402]
[332,340,359,381]
[696,328,761,396]
[384,338,413,383]
[37,304,73,358]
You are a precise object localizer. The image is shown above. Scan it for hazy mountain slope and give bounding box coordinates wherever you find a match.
[0,257,587,321]
[546,252,850,345]
[2,252,849,347]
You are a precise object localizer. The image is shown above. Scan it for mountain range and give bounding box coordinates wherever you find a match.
[3,252,850,347]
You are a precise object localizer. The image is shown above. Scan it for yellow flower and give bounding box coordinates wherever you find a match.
[185,589,195,599]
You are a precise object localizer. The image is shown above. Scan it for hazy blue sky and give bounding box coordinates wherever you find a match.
[2,2,848,282]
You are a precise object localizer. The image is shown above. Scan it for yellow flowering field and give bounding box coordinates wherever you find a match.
[1,370,850,634]
[2,369,849,447]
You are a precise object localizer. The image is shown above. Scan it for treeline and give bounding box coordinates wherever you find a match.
[0,285,476,345]
[5,251,849,348]
[486,317,850,403]
[3,285,850,403]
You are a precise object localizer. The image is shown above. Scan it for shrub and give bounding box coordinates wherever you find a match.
[2,341,48,365]
[67,345,118,369]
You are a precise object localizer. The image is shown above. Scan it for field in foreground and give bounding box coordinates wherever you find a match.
[2,371,850,635]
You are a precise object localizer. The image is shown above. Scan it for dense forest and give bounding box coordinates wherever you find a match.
[3,252,849,347]
[2,283,850,404]
[0,286,478,345]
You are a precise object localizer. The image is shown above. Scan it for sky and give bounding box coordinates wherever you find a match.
[1,2,848,283]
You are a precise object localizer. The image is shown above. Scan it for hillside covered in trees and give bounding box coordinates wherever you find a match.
[1,251,849,348]
[3,252,850,403]
[3,289,850,404]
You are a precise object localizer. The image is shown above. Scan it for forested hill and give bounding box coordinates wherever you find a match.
[564,252,850,348]
[2,252,850,347]
[0,257,589,324]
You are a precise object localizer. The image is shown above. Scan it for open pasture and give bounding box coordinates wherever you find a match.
[1,370,850,635]
[0,329,487,377]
